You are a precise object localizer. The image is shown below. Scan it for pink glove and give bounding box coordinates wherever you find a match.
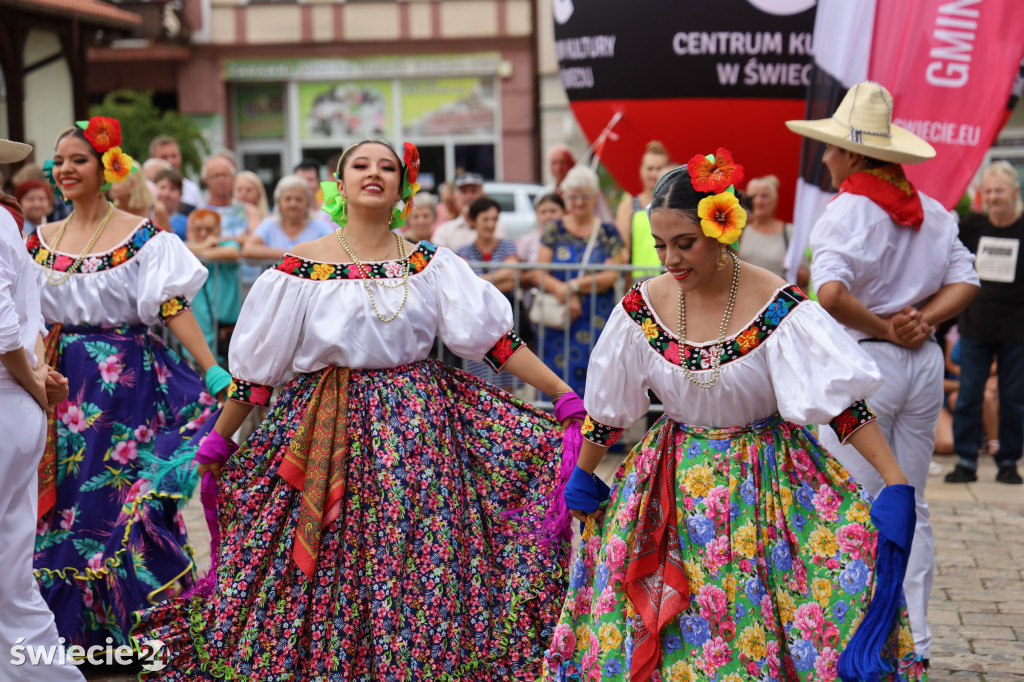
[194,428,238,466]
[554,391,586,423]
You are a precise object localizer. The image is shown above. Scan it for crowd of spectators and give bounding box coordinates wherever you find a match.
[7,129,1020,478]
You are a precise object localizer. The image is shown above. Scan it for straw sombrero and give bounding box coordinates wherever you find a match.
[0,139,32,164]
[786,81,935,164]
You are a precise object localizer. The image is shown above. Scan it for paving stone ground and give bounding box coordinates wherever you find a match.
[84,452,1022,681]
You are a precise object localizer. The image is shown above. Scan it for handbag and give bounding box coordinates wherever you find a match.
[529,221,602,328]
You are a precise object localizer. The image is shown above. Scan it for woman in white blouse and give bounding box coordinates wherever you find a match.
[134,140,581,680]
[546,153,924,681]
[26,119,227,649]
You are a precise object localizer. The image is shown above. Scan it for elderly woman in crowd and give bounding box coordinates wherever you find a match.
[400,191,436,243]
[234,170,269,221]
[536,165,624,397]
[241,174,333,261]
[947,160,1024,485]
[14,179,54,237]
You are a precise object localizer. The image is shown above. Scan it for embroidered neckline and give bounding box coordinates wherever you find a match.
[621,282,808,371]
[26,220,161,274]
[273,241,437,280]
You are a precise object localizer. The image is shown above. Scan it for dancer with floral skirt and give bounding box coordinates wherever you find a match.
[545,150,924,682]
[28,118,226,648]
[133,140,580,680]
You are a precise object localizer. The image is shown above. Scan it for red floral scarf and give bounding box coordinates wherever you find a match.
[839,163,924,229]
[624,422,691,679]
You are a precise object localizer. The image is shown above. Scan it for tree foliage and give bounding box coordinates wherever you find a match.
[90,90,209,176]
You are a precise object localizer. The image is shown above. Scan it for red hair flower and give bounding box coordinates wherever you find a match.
[398,142,422,223]
[102,147,134,185]
[697,192,747,244]
[688,148,744,194]
[82,117,121,153]
[403,142,420,187]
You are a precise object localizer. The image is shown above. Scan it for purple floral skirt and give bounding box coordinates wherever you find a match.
[34,324,216,647]
[133,359,571,680]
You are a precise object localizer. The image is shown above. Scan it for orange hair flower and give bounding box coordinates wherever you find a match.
[82,117,121,153]
[102,147,134,185]
[687,148,744,194]
[697,192,747,244]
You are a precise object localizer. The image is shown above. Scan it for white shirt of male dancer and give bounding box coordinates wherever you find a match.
[806,148,977,665]
[0,198,84,680]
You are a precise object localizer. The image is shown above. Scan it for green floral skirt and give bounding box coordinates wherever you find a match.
[544,414,925,681]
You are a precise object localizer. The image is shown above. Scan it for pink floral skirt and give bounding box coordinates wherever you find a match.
[133,360,571,680]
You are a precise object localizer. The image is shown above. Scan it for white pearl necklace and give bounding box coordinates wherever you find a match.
[677,250,740,390]
[336,229,411,323]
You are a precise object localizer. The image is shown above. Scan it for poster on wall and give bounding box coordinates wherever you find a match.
[235,85,285,140]
[553,0,816,214]
[298,81,391,141]
[401,78,496,137]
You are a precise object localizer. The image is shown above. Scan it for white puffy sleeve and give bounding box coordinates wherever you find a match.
[433,248,524,371]
[766,301,884,442]
[581,304,651,446]
[227,270,308,405]
[136,231,208,326]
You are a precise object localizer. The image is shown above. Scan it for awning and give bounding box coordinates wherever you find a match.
[0,0,141,29]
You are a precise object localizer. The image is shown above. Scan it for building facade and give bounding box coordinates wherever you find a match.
[88,0,542,191]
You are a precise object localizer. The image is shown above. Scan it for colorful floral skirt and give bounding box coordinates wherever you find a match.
[133,359,571,681]
[34,324,216,647]
[544,414,925,682]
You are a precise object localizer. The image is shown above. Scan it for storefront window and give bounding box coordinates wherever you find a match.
[235,84,285,141]
[229,57,501,188]
[299,81,392,141]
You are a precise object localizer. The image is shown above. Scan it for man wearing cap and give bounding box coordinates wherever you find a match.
[432,172,507,251]
[0,137,85,681]
[787,81,979,666]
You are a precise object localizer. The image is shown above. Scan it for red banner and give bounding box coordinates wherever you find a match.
[869,0,1024,209]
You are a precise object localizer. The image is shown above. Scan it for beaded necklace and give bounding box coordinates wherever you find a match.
[676,250,740,390]
[44,201,115,286]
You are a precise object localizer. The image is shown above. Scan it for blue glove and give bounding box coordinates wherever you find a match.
[564,466,610,514]
[838,483,916,682]
[869,484,916,552]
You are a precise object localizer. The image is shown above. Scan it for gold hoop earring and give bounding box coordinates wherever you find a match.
[715,247,729,271]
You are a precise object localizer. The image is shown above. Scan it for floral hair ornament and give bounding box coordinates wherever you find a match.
[687,147,743,194]
[74,117,133,190]
[393,142,421,230]
[689,148,747,245]
[322,142,421,231]
[322,143,362,230]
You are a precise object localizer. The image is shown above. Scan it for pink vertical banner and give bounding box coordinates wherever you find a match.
[869,0,1024,209]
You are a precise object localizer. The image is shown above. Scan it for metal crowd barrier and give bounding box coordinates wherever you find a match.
[184,258,666,425]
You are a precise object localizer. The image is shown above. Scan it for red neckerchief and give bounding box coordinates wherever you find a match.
[0,195,25,233]
[839,163,924,230]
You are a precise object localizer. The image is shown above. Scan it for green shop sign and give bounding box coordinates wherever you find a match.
[224,54,503,81]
